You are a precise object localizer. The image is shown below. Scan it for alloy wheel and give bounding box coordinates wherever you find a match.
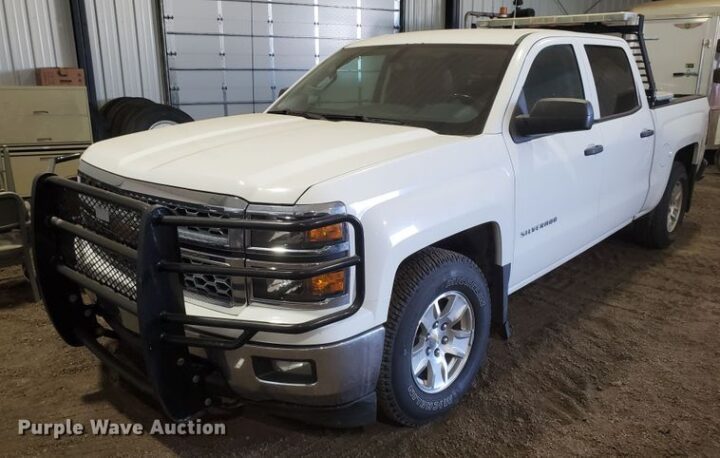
[411,291,474,394]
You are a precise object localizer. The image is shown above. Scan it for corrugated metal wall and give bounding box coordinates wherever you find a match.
[404,0,445,31]
[0,0,76,85]
[0,0,165,106]
[84,0,165,105]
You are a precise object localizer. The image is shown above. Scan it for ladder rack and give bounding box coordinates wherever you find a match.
[475,12,658,107]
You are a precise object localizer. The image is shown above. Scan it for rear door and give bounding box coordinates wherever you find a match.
[582,42,655,233]
[504,39,603,287]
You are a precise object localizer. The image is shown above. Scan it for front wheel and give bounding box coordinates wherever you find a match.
[633,161,688,248]
[377,247,491,426]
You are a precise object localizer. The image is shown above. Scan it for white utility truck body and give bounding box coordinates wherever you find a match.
[32,24,708,427]
[633,0,720,151]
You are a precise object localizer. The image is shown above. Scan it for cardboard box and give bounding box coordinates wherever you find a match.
[35,67,85,86]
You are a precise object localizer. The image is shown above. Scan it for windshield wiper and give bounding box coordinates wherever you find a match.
[315,113,406,125]
[268,110,406,126]
[267,109,326,120]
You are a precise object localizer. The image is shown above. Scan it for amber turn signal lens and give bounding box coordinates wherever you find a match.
[307,223,344,243]
[310,271,346,296]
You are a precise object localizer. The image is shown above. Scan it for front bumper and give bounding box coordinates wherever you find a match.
[200,326,384,407]
[31,173,369,424]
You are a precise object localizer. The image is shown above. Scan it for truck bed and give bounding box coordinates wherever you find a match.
[643,95,709,212]
[653,94,706,108]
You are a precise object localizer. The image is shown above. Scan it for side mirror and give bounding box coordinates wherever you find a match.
[513,98,594,137]
[278,87,288,97]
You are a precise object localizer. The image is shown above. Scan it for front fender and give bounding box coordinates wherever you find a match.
[284,134,514,345]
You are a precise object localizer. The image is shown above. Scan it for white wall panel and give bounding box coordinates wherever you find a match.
[163,0,400,119]
[0,0,76,85]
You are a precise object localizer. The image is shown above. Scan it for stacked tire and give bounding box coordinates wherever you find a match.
[100,97,193,139]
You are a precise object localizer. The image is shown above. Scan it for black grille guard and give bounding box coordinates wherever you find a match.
[31,173,365,421]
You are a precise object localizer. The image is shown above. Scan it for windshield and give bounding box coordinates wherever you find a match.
[268,44,514,136]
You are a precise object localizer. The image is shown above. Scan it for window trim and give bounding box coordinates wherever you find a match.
[593,104,641,124]
[584,44,642,121]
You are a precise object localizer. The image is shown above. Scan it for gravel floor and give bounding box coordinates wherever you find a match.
[1,172,719,457]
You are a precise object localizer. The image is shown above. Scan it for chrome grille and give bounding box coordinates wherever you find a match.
[181,252,235,305]
[79,174,238,249]
[77,174,245,309]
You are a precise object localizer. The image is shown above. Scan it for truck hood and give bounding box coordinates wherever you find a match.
[81,113,463,204]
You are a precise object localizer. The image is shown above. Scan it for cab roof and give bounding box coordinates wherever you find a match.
[345,28,624,48]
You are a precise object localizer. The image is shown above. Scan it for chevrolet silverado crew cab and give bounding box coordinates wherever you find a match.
[32,16,707,428]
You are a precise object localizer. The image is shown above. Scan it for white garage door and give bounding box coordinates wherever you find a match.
[161,0,400,119]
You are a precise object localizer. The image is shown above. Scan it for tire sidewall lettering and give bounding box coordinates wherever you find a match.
[407,384,455,411]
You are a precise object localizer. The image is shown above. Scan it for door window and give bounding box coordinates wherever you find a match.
[585,45,640,118]
[515,45,585,116]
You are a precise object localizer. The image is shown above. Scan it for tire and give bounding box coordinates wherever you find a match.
[377,247,491,426]
[100,96,136,121]
[633,161,688,249]
[118,104,193,135]
[102,97,155,136]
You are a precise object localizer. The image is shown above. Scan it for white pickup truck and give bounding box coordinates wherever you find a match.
[32,24,707,427]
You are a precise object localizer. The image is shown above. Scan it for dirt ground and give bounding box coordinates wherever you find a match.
[1,173,719,457]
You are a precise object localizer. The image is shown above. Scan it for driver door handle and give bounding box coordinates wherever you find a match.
[640,129,655,138]
[584,144,604,156]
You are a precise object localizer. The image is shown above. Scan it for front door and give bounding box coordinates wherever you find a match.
[504,41,603,288]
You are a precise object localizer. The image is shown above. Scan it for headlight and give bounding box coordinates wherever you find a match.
[251,270,348,302]
[246,203,349,257]
[246,202,354,307]
[249,222,346,253]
